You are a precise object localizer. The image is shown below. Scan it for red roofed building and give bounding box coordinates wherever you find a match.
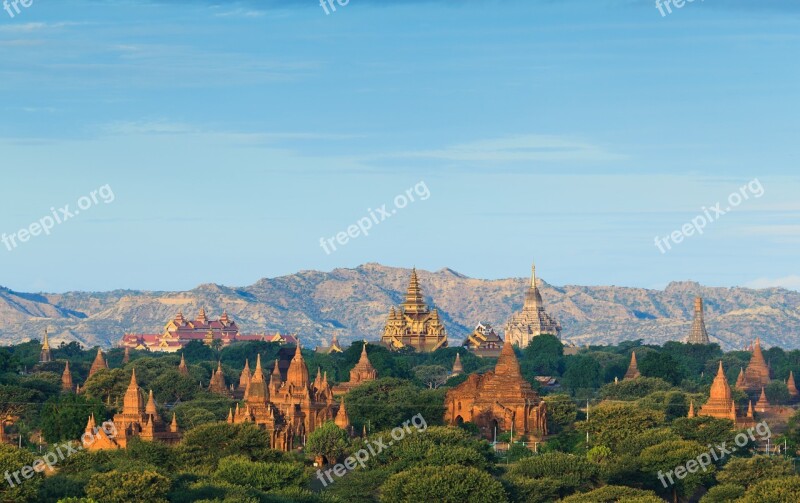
[121,309,298,353]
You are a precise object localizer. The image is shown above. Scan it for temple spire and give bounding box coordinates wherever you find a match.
[624,351,641,380]
[688,297,710,344]
[40,329,52,363]
[61,361,73,392]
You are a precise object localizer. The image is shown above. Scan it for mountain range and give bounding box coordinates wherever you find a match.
[2,263,799,350]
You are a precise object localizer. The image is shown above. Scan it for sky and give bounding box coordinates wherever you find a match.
[0,0,798,293]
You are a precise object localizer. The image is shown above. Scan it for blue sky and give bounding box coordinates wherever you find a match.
[0,0,798,293]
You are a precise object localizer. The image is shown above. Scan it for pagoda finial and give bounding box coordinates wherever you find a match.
[531,262,536,288]
[130,368,138,386]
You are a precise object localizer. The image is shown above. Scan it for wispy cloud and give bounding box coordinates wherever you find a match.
[376,134,626,163]
[747,276,800,291]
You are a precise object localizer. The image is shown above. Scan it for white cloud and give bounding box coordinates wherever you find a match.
[746,276,800,291]
[377,134,626,163]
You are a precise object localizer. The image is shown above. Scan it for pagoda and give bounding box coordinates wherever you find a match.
[623,351,641,380]
[504,263,561,348]
[381,268,448,352]
[40,329,52,363]
[450,353,464,377]
[178,354,189,376]
[61,361,74,392]
[788,371,799,401]
[332,343,378,395]
[698,362,737,422]
[687,297,710,344]
[444,341,547,440]
[462,322,504,358]
[230,344,344,451]
[122,347,130,364]
[88,348,108,378]
[740,338,771,394]
[209,362,230,397]
[755,387,770,413]
[83,369,181,450]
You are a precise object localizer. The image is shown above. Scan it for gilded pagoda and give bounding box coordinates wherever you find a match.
[381,268,448,352]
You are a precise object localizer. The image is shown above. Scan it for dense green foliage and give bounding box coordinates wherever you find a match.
[0,338,799,502]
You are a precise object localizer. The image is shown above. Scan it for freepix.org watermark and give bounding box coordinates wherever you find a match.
[4,421,117,488]
[315,413,428,487]
[319,0,349,15]
[656,0,703,18]
[319,181,431,255]
[3,0,34,19]
[654,178,764,254]
[2,184,115,252]
[657,420,771,489]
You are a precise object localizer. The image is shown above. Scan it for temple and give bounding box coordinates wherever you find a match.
[788,371,799,401]
[178,354,189,376]
[62,361,73,392]
[120,308,298,353]
[462,322,504,358]
[332,343,378,395]
[737,338,771,395]
[229,343,348,451]
[83,369,181,450]
[381,268,448,352]
[88,349,108,378]
[444,342,547,440]
[209,362,230,397]
[40,329,52,363]
[623,351,641,380]
[450,353,464,377]
[504,264,561,348]
[315,333,344,354]
[697,361,755,428]
[687,297,710,344]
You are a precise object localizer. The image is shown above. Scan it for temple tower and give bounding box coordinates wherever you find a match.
[40,329,52,363]
[381,268,448,352]
[178,354,189,376]
[687,297,710,344]
[741,338,771,394]
[623,351,641,380]
[504,263,562,348]
[88,348,108,378]
[699,361,737,422]
[62,361,74,392]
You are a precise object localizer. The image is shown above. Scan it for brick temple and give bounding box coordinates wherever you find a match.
[444,341,547,440]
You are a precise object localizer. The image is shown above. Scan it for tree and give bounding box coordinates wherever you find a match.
[560,485,662,503]
[562,356,602,397]
[521,334,564,376]
[543,394,577,434]
[380,465,508,503]
[85,470,170,503]
[638,439,715,502]
[765,380,790,405]
[578,403,665,451]
[213,455,306,492]
[0,444,43,502]
[40,393,107,443]
[739,476,800,502]
[700,484,745,502]
[638,352,687,385]
[176,422,284,470]
[345,378,444,432]
[598,377,673,400]
[670,416,735,446]
[413,365,450,389]
[306,421,348,465]
[715,456,794,489]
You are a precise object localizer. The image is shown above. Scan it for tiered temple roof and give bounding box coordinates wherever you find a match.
[755,387,770,413]
[462,322,504,358]
[444,341,547,440]
[738,338,771,394]
[332,343,378,395]
[504,264,561,348]
[687,297,710,344]
[88,349,108,378]
[699,361,737,422]
[83,369,181,450]
[120,308,298,353]
[209,362,230,397]
[381,268,448,352]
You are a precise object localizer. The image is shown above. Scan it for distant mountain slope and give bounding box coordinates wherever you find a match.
[1,264,799,350]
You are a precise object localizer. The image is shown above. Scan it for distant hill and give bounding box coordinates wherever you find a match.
[1,264,799,350]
